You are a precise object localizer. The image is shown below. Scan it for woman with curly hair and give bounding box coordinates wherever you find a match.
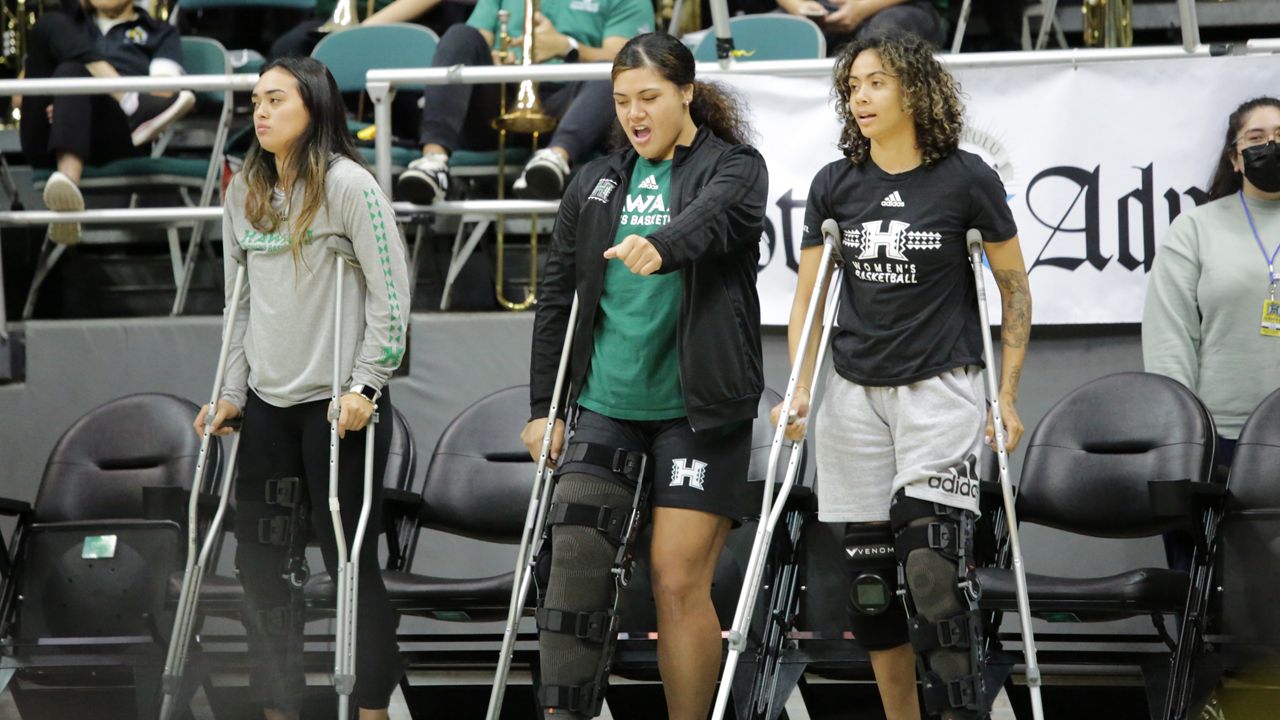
[772,34,1031,720]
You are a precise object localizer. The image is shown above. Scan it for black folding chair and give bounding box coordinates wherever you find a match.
[0,393,220,719]
[973,372,1221,720]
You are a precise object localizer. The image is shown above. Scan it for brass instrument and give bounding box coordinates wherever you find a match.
[492,3,558,311]
[319,0,376,33]
[1082,0,1133,48]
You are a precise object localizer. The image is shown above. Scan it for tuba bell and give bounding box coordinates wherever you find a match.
[1082,0,1133,48]
[491,1,558,311]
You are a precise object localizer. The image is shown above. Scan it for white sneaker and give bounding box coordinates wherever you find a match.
[130,90,197,147]
[395,152,450,205]
[42,171,84,246]
[514,148,570,200]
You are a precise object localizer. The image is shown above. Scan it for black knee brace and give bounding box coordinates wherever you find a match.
[535,443,648,719]
[890,491,988,720]
[843,522,911,651]
[235,475,312,710]
[236,475,311,588]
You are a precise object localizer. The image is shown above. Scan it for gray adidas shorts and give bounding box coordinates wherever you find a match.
[813,365,986,523]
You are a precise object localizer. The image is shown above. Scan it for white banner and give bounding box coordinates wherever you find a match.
[718,54,1280,325]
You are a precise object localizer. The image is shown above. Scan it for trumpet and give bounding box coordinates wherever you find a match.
[1082,0,1133,48]
[1,0,38,71]
[319,0,375,33]
[492,2,558,311]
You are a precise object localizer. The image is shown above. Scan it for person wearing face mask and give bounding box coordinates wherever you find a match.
[1144,96,1280,469]
[521,31,767,720]
[1143,96,1280,567]
[197,56,409,720]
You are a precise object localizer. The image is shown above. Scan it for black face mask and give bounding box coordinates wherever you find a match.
[1242,141,1280,193]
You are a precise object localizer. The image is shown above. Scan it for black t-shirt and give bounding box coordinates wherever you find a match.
[70,8,182,78]
[801,149,1017,387]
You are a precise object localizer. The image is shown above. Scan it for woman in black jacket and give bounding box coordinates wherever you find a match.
[520,31,768,720]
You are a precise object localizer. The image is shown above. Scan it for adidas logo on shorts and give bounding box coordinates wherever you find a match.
[638,174,660,191]
[881,191,905,207]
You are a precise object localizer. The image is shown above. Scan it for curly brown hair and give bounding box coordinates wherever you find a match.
[832,34,963,167]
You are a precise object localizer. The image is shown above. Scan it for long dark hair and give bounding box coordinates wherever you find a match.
[1208,96,1280,200]
[610,32,755,147]
[242,56,363,261]
[831,33,963,167]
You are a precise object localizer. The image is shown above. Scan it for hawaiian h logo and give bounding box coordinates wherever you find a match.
[857,219,912,261]
[588,178,618,204]
[670,458,708,491]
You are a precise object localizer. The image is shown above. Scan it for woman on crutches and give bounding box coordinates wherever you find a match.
[774,34,1032,720]
[192,56,409,720]
[520,31,768,720]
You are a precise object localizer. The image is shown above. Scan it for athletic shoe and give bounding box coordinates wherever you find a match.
[42,171,84,246]
[514,148,570,200]
[130,90,197,147]
[396,153,450,205]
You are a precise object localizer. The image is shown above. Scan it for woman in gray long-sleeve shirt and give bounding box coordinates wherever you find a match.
[1143,96,1280,572]
[193,57,409,720]
[1143,96,1280,461]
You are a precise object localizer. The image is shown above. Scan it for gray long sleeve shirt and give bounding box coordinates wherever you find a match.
[1142,192,1280,439]
[220,157,410,410]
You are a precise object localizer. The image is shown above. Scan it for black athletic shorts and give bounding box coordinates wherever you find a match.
[558,407,753,524]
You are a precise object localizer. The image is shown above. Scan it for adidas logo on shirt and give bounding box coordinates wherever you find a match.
[881,191,905,208]
[638,174,660,191]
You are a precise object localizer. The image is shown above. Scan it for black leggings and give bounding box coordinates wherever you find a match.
[234,390,401,711]
[19,11,145,169]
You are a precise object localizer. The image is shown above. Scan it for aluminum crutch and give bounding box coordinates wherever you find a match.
[486,292,580,720]
[159,261,247,720]
[711,218,845,720]
[326,238,380,720]
[967,229,1044,720]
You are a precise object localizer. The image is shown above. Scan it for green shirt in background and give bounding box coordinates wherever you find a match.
[578,158,685,421]
[466,0,654,62]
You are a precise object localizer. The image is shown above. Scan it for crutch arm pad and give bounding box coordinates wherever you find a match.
[0,497,31,516]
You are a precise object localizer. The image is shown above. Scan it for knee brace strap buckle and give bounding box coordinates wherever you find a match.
[548,501,626,545]
[536,606,615,644]
[564,442,647,483]
[922,670,984,714]
[258,516,292,546]
[539,682,603,716]
[264,476,301,508]
[909,612,978,652]
[894,518,968,565]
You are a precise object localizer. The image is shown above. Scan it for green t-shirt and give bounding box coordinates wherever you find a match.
[578,158,684,421]
[467,0,654,62]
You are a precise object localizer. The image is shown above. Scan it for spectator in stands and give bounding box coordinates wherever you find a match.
[776,0,945,53]
[17,0,196,246]
[1143,96,1280,567]
[268,0,471,60]
[395,0,654,203]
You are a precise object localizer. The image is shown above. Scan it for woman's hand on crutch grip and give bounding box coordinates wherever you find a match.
[336,393,375,439]
[521,418,565,467]
[984,392,1024,452]
[193,399,240,438]
[769,386,811,442]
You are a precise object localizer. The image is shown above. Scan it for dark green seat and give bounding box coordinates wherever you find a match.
[693,15,826,62]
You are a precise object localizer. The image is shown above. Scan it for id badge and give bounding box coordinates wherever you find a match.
[1262,299,1280,337]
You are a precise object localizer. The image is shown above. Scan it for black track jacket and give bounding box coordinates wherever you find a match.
[529,127,769,432]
